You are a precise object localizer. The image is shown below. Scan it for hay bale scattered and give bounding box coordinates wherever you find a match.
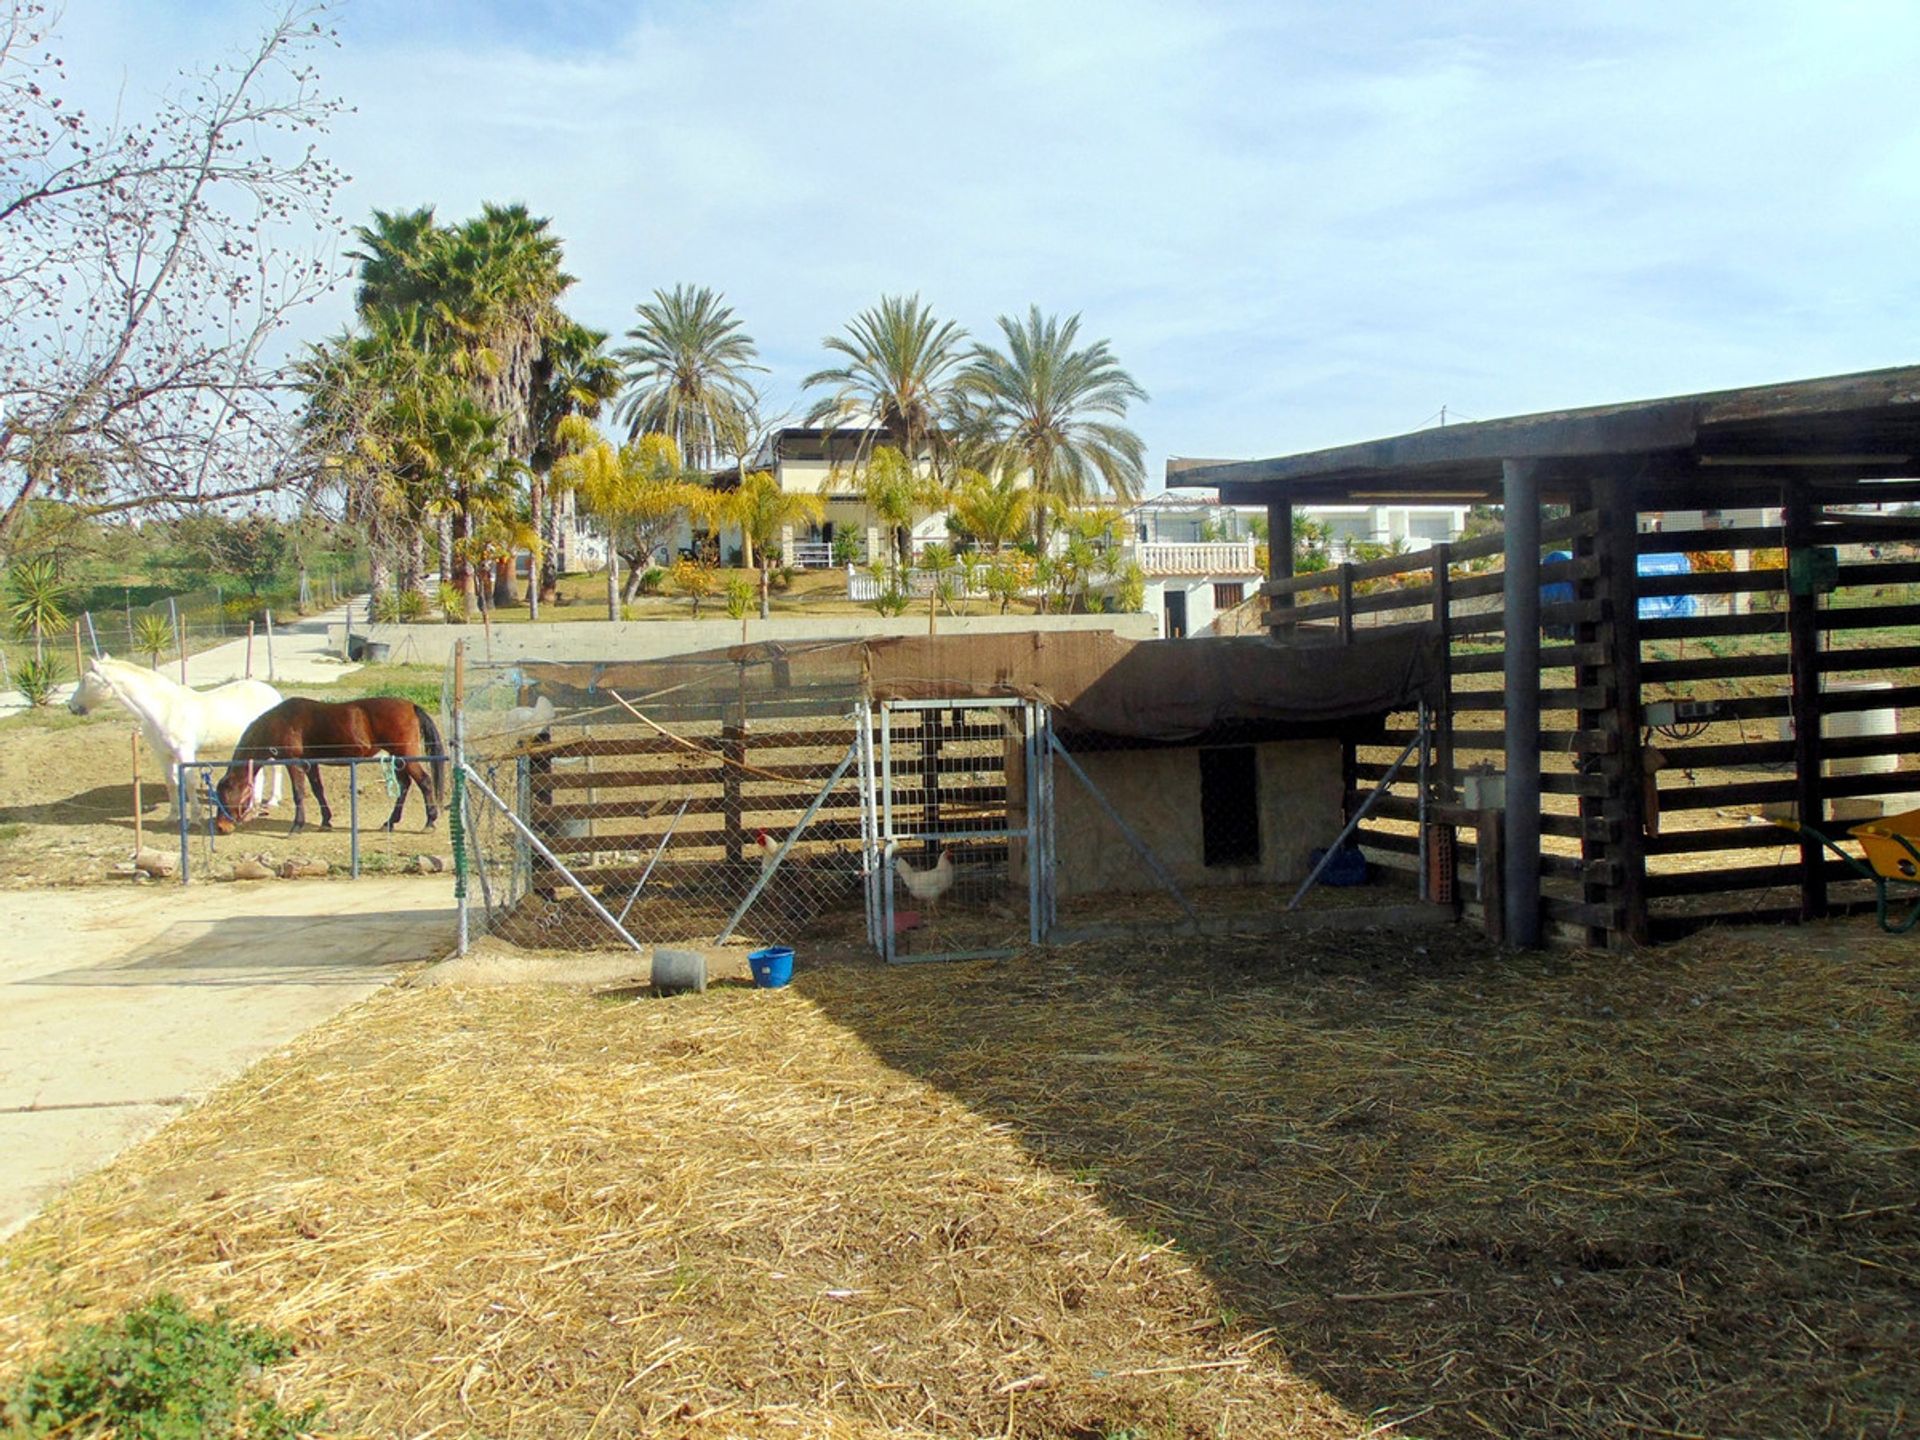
[1,919,1913,1439]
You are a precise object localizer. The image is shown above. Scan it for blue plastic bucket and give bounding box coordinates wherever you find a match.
[748,946,795,988]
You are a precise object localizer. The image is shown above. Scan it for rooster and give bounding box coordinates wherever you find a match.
[894,846,956,911]
[754,829,783,877]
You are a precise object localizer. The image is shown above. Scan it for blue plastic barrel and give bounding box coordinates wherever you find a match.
[748,946,795,988]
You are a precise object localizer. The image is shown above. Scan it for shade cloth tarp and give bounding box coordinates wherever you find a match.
[862,626,1444,742]
[497,627,1444,743]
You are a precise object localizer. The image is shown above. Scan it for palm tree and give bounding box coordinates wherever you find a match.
[528,321,622,614]
[724,472,825,617]
[849,446,949,581]
[804,294,967,473]
[560,435,703,618]
[345,203,574,606]
[947,465,1032,553]
[613,285,765,469]
[960,306,1147,547]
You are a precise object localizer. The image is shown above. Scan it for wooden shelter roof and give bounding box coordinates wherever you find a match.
[1168,364,1920,507]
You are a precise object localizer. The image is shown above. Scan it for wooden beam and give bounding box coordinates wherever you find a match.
[1503,458,1543,948]
[1267,494,1293,636]
[1784,485,1826,919]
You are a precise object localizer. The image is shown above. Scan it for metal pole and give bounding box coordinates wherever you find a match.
[617,798,689,926]
[245,621,254,679]
[85,610,100,658]
[1502,459,1543,947]
[169,597,184,684]
[716,741,860,943]
[177,762,190,885]
[349,758,360,879]
[1026,702,1041,945]
[453,640,468,956]
[1288,728,1423,911]
[459,761,644,951]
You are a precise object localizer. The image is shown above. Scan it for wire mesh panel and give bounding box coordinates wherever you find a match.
[455,645,873,953]
[1041,722,1363,937]
[875,699,1039,963]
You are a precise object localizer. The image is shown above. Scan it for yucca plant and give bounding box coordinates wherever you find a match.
[15,653,64,707]
[6,559,70,662]
[132,613,175,670]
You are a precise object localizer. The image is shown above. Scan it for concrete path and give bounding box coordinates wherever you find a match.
[0,876,454,1239]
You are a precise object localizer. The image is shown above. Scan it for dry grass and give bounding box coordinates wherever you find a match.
[2,918,1916,1438]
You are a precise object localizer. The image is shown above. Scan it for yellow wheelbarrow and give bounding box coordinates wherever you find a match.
[1770,809,1920,934]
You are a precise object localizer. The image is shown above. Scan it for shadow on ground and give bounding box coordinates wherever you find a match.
[22,908,454,988]
[799,923,1920,1439]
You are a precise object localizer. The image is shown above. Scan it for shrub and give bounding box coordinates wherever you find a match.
[870,588,911,617]
[724,576,754,620]
[772,564,797,592]
[637,566,666,596]
[15,653,63,706]
[0,1293,323,1440]
[370,591,407,624]
[436,582,464,623]
[830,532,861,566]
[398,588,431,621]
[670,558,716,617]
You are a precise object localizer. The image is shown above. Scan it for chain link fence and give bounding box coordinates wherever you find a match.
[452,644,875,956]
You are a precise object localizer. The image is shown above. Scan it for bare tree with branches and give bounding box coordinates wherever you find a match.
[0,1,347,553]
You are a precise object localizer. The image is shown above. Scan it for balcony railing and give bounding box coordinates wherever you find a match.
[1129,540,1260,575]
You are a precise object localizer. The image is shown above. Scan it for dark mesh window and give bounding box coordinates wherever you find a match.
[1199,746,1260,866]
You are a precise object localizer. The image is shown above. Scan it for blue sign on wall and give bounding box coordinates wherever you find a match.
[1541,548,1696,627]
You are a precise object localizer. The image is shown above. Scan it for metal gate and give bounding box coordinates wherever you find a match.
[862,698,1051,963]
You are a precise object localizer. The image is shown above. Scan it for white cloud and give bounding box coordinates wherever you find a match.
[55,0,1920,483]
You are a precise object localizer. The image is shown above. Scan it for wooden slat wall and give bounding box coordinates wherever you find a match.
[1329,501,1920,944]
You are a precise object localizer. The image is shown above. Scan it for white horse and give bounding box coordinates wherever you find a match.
[68,655,285,818]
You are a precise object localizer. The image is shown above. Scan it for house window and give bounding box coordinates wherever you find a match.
[1199,746,1260,867]
[1212,582,1245,612]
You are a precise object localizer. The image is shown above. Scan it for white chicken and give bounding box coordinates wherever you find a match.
[893,847,956,910]
[754,829,783,877]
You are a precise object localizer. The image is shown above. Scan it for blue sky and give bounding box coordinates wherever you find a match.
[59,0,1920,490]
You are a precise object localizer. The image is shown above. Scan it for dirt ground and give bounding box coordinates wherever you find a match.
[1,916,1913,1439]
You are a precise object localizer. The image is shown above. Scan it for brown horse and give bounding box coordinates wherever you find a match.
[213,697,447,836]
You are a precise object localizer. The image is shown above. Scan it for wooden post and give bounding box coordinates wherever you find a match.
[170,597,185,684]
[721,719,747,867]
[1337,562,1355,644]
[264,609,276,682]
[1502,458,1543,948]
[1594,476,1649,948]
[132,731,143,857]
[1266,495,1294,637]
[72,620,84,682]
[1477,810,1505,945]
[1784,484,1827,919]
[1430,542,1455,799]
[245,621,255,678]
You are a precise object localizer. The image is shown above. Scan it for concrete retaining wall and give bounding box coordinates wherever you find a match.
[329,611,1158,666]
